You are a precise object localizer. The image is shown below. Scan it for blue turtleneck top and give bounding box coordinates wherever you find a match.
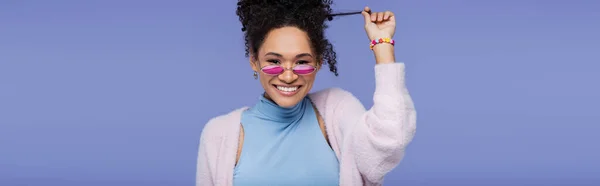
[233,95,340,185]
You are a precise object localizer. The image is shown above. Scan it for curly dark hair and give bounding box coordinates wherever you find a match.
[236,0,339,76]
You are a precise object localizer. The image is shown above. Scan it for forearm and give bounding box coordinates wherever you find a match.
[372,44,396,64]
[333,63,416,183]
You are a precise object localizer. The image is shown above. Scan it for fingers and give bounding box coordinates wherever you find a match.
[384,11,393,20]
[361,6,372,24]
[385,11,395,22]
[362,6,395,23]
[363,6,371,14]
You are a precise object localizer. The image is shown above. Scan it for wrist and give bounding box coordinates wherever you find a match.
[370,34,393,41]
[372,44,395,64]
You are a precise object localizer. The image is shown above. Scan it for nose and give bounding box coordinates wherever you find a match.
[277,66,298,84]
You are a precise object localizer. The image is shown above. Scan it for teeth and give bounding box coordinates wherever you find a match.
[277,86,298,92]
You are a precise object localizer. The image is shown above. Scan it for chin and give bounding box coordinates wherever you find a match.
[267,84,307,108]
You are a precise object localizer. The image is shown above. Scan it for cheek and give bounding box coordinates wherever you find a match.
[303,75,317,85]
[259,75,278,88]
[260,75,272,84]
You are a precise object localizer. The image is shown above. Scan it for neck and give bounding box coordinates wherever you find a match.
[253,93,307,123]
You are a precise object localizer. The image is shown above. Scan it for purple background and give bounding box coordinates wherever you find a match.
[1,0,599,185]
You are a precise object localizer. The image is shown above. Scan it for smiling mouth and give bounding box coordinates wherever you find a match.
[273,85,302,96]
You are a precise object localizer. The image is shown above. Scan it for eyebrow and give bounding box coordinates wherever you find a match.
[265,52,313,58]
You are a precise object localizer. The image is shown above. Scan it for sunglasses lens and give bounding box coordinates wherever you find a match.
[293,65,316,75]
[261,65,284,75]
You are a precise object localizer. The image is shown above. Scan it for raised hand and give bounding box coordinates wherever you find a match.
[361,6,396,41]
[361,6,396,63]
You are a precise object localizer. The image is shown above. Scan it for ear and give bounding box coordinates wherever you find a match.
[249,55,259,72]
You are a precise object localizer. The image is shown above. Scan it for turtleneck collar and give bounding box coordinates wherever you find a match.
[251,94,308,124]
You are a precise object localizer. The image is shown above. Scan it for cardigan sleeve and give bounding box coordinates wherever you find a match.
[334,63,417,184]
[196,136,213,185]
[196,123,215,186]
[196,115,231,186]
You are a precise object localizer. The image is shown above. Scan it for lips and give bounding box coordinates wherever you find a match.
[273,85,301,96]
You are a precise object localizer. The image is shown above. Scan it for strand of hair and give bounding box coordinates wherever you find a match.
[326,10,370,21]
[328,11,364,17]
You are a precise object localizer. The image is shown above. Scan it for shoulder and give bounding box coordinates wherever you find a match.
[309,87,350,103]
[199,107,247,143]
[308,87,361,111]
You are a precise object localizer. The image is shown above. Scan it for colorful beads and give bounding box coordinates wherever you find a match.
[370,38,395,50]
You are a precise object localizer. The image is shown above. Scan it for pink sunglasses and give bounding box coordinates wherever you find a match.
[260,64,318,75]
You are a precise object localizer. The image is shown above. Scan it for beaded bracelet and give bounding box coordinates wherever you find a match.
[370,38,395,50]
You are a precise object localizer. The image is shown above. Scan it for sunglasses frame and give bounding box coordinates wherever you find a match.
[259,64,319,76]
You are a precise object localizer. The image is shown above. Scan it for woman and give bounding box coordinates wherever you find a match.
[196,0,416,185]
